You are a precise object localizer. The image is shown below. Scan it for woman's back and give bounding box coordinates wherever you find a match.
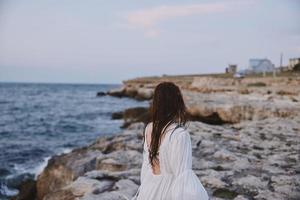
[134,122,209,200]
[133,82,208,200]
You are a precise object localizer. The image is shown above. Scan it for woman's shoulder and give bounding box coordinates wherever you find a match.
[145,122,189,139]
[167,124,190,141]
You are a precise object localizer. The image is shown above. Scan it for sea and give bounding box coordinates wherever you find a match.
[0,82,148,200]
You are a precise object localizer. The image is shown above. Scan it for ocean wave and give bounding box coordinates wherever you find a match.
[34,148,71,178]
[0,182,18,197]
[0,101,10,104]
[12,148,72,179]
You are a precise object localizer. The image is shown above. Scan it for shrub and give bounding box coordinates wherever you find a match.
[247,82,267,87]
[293,63,300,71]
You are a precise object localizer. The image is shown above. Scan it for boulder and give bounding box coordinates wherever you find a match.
[119,107,150,128]
[35,117,300,200]
[36,149,100,200]
[11,179,36,200]
[96,92,106,97]
[107,87,126,98]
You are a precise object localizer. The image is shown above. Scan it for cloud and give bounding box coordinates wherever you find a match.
[126,2,230,37]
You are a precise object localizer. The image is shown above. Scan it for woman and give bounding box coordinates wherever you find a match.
[133,82,209,200]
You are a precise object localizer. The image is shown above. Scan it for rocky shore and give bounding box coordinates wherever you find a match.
[15,75,300,200]
[109,76,300,123]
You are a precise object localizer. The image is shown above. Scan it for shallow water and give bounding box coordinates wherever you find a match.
[0,82,147,199]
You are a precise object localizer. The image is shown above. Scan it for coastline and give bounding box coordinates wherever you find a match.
[14,74,300,200]
[0,83,146,200]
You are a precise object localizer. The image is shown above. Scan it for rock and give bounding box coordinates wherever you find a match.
[35,110,300,200]
[11,179,36,200]
[213,150,236,161]
[85,169,141,188]
[84,169,140,181]
[107,86,153,101]
[109,76,300,124]
[66,176,114,196]
[136,88,153,100]
[81,192,127,200]
[96,150,143,171]
[111,111,123,119]
[107,87,126,98]
[188,108,229,125]
[118,105,233,126]
[233,195,248,200]
[43,172,139,200]
[124,87,138,98]
[212,188,238,199]
[113,179,139,198]
[276,90,297,96]
[120,107,150,128]
[96,91,106,97]
[36,128,143,200]
[269,175,299,199]
[253,190,286,200]
[97,158,127,172]
[201,176,227,188]
[230,158,251,171]
[183,88,300,123]
[36,149,100,200]
[44,190,76,200]
[232,175,267,196]
[238,88,251,95]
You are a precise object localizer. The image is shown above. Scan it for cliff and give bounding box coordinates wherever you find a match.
[109,76,300,123]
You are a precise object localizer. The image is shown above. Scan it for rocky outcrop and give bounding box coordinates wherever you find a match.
[112,93,300,126]
[35,123,144,200]
[185,76,300,123]
[36,148,100,200]
[34,118,300,200]
[112,106,231,127]
[106,86,153,101]
[190,76,300,91]
[111,107,150,128]
[106,87,127,98]
[184,90,300,123]
[31,74,300,200]
[107,75,300,124]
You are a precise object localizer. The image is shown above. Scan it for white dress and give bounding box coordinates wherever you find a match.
[133,123,209,200]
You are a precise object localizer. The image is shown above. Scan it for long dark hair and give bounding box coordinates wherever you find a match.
[148,82,187,167]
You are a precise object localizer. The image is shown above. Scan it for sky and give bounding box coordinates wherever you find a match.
[0,0,299,84]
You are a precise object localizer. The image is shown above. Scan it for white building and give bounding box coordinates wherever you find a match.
[288,58,300,70]
[225,64,237,74]
[249,58,275,73]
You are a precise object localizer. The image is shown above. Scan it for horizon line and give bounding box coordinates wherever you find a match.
[0,80,122,85]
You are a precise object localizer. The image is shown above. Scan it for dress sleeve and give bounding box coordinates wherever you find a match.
[140,148,149,183]
[169,128,209,200]
[140,123,151,184]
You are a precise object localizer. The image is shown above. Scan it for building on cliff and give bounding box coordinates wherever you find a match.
[248,58,275,73]
[288,58,300,70]
[225,64,237,74]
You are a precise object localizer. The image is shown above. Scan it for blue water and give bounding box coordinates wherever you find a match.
[0,83,147,199]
